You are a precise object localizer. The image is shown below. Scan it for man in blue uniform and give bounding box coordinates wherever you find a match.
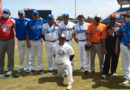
[14,10,31,73]
[26,10,44,75]
[115,11,130,85]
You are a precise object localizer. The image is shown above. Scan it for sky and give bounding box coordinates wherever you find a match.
[2,0,120,19]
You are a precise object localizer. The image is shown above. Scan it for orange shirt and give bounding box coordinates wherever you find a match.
[87,23,105,43]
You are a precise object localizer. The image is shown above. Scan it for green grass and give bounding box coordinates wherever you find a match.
[0,42,130,90]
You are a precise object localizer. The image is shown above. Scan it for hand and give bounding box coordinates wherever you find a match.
[87,42,92,46]
[27,42,31,48]
[39,17,43,21]
[102,48,107,54]
[52,20,59,26]
[74,38,78,43]
[115,48,119,55]
[128,46,130,49]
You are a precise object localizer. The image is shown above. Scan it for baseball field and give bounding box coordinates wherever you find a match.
[0,41,130,90]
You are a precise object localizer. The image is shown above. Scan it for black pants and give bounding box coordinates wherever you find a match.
[103,49,119,75]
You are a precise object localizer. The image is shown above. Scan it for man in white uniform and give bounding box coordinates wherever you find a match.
[59,14,75,47]
[53,34,74,90]
[74,15,90,75]
[42,14,59,73]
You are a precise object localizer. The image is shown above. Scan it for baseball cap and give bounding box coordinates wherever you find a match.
[110,14,117,18]
[3,9,10,14]
[47,14,54,20]
[18,10,25,14]
[77,15,84,19]
[59,34,66,39]
[63,14,69,17]
[125,11,130,16]
[32,10,39,15]
[94,14,101,18]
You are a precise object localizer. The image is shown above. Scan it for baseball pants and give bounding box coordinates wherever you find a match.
[45,41,58,71]
[56,61,73,85]
[78,41,89,71]
[30,40,43,70]
[90,43,104,72]
[0,39,14,71]
[120,43,130,80]
[18,40,31,69]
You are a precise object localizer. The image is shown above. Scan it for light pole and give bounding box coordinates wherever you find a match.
[75,0,77,19]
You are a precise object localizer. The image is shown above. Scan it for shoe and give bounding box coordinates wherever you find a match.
[80,67,84,71]
[67,84,72,90]
[4,71,13,77]
[91,71,95,74]
[29,70,35,75]
[85,71,88,75]
[13,72,20,78]
[123,80,130,85]
[112,73,118,77]
[101,74,107,79]
[0,70,4,74]
[48,70,53,73]
[18,68,24,73]
[39,70,44,75]
[26,68,31,72]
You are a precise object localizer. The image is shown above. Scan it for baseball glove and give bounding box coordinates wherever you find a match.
[85,44,92,51]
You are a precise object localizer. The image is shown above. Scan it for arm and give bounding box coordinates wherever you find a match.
[26,35,31,48]
[73,33,78,43]
[115,37,120,55]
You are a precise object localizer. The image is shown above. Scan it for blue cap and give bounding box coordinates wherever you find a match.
[47,14,54,20]
[18,10,25,14]
[32,10,39,15]
[3,9,10,14]
[63,14,69,17]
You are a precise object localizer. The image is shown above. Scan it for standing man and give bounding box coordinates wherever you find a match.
[74,15,89,75]
[42,14,59,73]
[53,34,74,90]
[14,10,31,73]
[101,14,120,79]
[115,11,130,85]
[86,15,105,74]
[59,14,75,47]
[26,10,44,75]
[0,9,15,77]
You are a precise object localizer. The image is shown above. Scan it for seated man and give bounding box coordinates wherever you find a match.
[53,34,74,90]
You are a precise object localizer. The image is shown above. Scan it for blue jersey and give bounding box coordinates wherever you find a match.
[117,23,130,43]
[27,20,44,40]
[14,18,30,40]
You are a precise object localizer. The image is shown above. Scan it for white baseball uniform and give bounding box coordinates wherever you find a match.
[59,21,75,47]
[53,42,74,85]
[74,22,89,71]
[42,23,60,71]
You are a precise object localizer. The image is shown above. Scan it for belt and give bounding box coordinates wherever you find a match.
[92,42,101,44]
[122,42,130,46]
[46,40,57,42]
[66,39,72,42]
[32,39,41,41]
[57,63,64,65]
[18,40,25,41]
[79,40,86,42]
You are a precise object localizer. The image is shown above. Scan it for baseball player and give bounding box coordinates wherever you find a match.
[42,14,59,73]
[74,15,90,75]
[0,9,15,77]
[14,10,31,73]
[26,10,44,75]
[53,34,74,90]
[115,11,130,85]
[59,14,75,47]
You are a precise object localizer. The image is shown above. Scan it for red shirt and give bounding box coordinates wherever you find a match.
[0,18,15,40]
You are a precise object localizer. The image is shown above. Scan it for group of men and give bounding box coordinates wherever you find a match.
[0,8,130,89]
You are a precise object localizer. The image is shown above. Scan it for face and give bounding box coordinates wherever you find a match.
[94,17,101,24]
[3,12,10,19]
[18,13,25,20]
[63,16,69,24]
[59,37,66,45]
[110,17,116,24]
[125,15,130,23]
[48,19,54,25]
[78,17,84,22]
[32,14,39,20]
